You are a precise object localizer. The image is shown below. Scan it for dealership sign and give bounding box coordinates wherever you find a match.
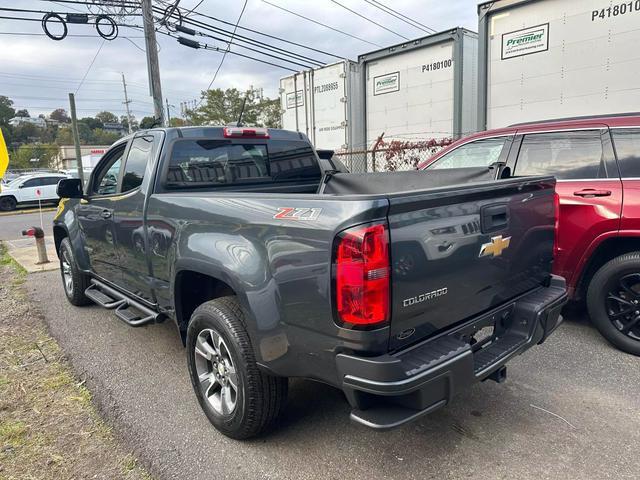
[373,72,400,95]
[501,23,549,59]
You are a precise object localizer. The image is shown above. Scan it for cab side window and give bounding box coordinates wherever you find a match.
[428,137,508,170]
[92,146,125,196]
[121,136,154,192]
[514,131,607,180]
[612,129,640,178]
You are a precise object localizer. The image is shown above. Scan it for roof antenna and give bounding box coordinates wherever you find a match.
[237,96,247,127]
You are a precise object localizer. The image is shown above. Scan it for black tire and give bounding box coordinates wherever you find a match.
[186,297,288,439]
[587,252,640,356]
[59,237,92,306]
[0,196,17,211]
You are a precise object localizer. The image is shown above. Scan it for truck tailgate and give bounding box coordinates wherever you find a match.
[387,176,556,350]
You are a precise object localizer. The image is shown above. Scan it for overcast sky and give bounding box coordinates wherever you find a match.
[0,0,477,120]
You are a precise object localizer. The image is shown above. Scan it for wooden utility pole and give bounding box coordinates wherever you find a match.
[142,0,165,126]
[68,93,84,188]
[122,73,133,134]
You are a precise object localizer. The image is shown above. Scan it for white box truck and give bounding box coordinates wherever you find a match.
[357,28,478,148]
[478,0,640,129]
[279,60,361,152]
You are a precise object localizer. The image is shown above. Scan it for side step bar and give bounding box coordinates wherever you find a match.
[85,280,159,327]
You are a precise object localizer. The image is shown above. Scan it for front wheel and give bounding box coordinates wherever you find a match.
[59,237,92,306]
[587,252,640,356]
[186,297,288,439]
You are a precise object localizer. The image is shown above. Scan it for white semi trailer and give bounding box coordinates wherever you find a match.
[279,60,362,152]
[478,0,640,129]
[357,28,479,148]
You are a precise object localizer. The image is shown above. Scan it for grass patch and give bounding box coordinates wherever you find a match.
[0,242,153,479]
[0,420,28,447]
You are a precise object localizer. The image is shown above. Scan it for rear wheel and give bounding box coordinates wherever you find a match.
[0,196,17,211]
[587,252,640,356]
[186,297,288,439]
[59,238,92,306]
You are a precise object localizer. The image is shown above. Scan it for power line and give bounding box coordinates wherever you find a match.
[328,0,408,40]
[201,0,248,100]
[167,32,298,72]
[261,0,382,48]
[180,21,315,69]
[172,3,343,59]
[75,39,106,94]
[160,7,326,67]
[365,0,437,34]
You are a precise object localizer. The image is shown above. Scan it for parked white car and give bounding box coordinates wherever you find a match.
[0,173,69,211]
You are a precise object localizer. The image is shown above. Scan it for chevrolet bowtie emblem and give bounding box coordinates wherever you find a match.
[479,235,511,258]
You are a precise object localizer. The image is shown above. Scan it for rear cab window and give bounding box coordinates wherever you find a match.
[164,138,321,190]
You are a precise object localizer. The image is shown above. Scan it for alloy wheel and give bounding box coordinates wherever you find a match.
[606,273,640,341]
[193,328,239,416]
[61,250,74,295]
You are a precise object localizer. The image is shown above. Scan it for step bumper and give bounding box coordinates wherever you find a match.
[336,275,567,429]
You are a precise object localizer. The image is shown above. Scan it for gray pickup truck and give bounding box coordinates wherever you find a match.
[54,126,567,439]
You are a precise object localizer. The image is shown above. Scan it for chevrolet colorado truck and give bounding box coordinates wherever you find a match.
[421,113,640,356]
[53,126,567,439]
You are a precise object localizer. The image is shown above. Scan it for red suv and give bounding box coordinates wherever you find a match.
[420,114,640,356]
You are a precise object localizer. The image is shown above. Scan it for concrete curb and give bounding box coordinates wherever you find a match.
[0,207,57,217]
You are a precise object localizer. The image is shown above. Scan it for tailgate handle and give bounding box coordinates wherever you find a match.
[481,204,509,233]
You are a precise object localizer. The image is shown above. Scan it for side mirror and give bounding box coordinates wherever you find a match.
[18,184,24,189]
[57,178,83,198]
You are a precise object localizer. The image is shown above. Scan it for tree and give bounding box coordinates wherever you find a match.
[258,98,281,129]
[139,116,157,129]
[92,129,120,145]
[15,109,29,118]
[0,96,15,125]
[50,108,70,123]
[55,127,73,145]
[120,114,138,132]
[188,88,282,128]
[95,111,118,124]
[80,117,104,131]
[9,143,58,169]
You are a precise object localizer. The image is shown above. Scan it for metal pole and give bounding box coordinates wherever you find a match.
[165,98,171,125]
[68,93,84,189]
[142,0,165,126]
[122,73,133,134]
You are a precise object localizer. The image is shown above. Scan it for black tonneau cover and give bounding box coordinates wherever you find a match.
[320,168,495,195]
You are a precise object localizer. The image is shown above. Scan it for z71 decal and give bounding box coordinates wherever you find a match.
[273,207,322,221]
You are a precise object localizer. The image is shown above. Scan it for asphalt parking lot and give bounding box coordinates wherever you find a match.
[24,270,640,480]
[0,209,56,240]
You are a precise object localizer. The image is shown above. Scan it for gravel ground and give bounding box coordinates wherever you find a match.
[24,270,640,480]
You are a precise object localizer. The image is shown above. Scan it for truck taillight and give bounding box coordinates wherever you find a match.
[333,222,390,329]
[553,192,560,259]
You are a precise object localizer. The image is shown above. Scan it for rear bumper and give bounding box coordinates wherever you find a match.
[336,275,567,429]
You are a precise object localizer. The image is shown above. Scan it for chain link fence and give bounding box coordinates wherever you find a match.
[334,139,453,173]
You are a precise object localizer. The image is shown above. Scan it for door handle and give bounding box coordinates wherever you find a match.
[573,189,611,198]
[101,209,113,219]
